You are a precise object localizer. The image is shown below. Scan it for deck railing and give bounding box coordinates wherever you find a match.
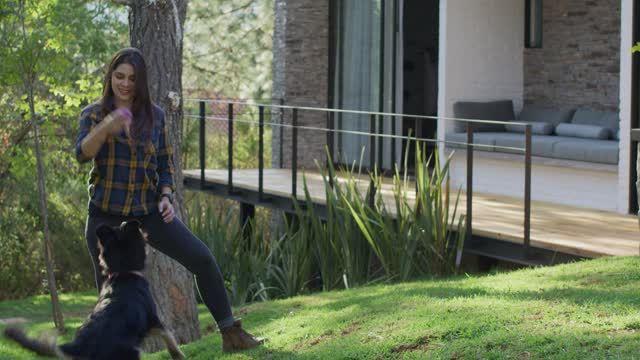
[183,98,534,257]
[631,128,640,217]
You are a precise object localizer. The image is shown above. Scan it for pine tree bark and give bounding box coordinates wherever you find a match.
[124,0,200,351]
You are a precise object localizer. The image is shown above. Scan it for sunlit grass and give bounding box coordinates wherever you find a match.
[1,256,639,359]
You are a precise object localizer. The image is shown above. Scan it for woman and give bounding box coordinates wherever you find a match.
[75,47,263,352]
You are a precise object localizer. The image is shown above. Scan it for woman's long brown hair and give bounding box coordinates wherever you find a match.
[99,47,154,141]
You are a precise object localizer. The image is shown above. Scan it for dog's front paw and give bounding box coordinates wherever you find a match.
[169,347,185,360]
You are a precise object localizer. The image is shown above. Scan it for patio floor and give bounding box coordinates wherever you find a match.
[183,168,639,259]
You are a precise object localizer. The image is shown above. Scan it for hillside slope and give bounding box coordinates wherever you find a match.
[1,256,639,359]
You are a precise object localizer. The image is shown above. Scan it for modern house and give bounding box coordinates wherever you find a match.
[271,0,638,215]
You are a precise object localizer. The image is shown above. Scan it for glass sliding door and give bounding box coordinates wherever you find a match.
[332,0,398,169]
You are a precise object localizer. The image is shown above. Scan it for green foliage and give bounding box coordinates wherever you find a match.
[182,100,273,172]
[0,206,42,299]
[186,144,464,304]
[306,144,465,287]
[186,193,273,305]
[267,217,314,298]
[184,0,274,100]
[632,42,640,54]
[0,0,127,299]
[295,160,375,290]
[0,0,273,301]
[0,0,275,301]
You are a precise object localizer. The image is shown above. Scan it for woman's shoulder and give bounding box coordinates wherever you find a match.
[80,103,102,122]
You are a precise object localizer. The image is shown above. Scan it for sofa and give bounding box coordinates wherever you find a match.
[445,100,620,165]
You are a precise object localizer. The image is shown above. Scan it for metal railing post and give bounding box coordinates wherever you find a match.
[199,100,206,188]
[369,114,376,208]
[524,124,532,258]
[279,98,284,169]
[377,114,383,172]
[228,103,234,195]
[391,115,396,172]
[259,105,265,201]
[466,122,474,246]
[292,108,298,200]
[327,110,335,188]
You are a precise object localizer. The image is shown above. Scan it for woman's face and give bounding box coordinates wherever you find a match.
[111,63,136,106]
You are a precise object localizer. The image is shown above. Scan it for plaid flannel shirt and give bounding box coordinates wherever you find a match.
[75,104,175,216]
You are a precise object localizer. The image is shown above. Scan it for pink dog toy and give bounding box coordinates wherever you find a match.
[116,108,133,137]
[116,108,133,120]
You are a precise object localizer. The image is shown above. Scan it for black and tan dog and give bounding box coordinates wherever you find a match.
[4,220,185,360]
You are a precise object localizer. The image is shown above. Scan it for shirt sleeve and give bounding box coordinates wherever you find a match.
[156,109,175,191]
[75,107,96,163]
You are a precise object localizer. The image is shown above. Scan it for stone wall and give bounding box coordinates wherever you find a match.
[523,0,620,112]
[272,0,329,169]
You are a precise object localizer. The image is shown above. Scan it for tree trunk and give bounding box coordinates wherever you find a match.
[128,0,200,351]
[31,111,65,333]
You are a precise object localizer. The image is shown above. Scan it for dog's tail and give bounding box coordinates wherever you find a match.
[4,326,63,358]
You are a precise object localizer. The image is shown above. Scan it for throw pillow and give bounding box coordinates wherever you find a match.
[555,123,610,140]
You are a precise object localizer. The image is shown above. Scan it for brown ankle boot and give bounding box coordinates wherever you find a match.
[221,319,264,352]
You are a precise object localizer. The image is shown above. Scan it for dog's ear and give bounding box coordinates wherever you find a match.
[96,225,117,247]
[120,220,142,234]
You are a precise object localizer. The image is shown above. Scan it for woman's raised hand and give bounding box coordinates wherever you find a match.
[104,108,133,136]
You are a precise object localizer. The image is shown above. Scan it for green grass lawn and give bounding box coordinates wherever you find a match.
[1,256,639,359]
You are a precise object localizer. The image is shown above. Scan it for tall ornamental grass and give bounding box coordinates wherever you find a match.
[187,144,466,302]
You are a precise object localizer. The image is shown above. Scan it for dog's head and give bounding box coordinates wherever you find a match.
[96,220,147,275]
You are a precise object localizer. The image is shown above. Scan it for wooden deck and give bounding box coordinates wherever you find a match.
[183,168,639,259]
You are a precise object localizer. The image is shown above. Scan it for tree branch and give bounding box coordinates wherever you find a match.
[222,1,254,16]
[111,0,132,6]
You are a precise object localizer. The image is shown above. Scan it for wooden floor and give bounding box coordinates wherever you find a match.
[183,168,640,258]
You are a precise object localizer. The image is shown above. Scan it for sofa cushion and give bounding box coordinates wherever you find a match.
[453,100,514,132]
[445,132,497,151]
[446,132,619,164]
[505,122,554,135]
[519,106,575,126]
[491,133,557,157]
[571,109,619,136]
[551,137,619,164]
[447,132,556,157]
[555,123,610,140]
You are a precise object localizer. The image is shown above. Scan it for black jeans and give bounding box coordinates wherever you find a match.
[85,210,235,329]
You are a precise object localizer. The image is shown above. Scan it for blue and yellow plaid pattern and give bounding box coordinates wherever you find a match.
[75,104,175,216]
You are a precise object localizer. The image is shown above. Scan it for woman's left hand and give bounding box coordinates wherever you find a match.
[158,198,175,223]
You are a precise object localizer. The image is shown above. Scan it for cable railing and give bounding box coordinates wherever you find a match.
[182,98,534,257]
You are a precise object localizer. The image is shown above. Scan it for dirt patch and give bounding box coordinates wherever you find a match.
[520,351,533,360]
[608,328,637,335]
[391,335,433,354]
[580,278,604,286]
[309,333,333,347]
[524,313,544,321]
[340,321,362,336]
[293,330,335,350]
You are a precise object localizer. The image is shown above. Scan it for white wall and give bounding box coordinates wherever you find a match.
[619,0,633,214]
[438,0,524,139]
[439,0,631,214]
